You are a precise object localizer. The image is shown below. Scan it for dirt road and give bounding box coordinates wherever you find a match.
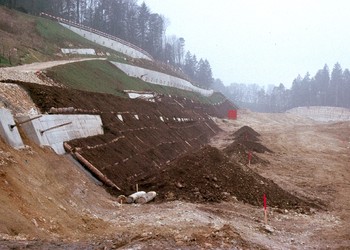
[0,58,106,84]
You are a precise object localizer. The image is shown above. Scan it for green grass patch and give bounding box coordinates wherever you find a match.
[0,55,11,67]
[36,18,91,48]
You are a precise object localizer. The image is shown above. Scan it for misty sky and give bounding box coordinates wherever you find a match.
[142,0,350,88]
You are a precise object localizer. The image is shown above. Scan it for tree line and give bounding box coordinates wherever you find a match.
[215,63,350,112]
[0,0,214,88]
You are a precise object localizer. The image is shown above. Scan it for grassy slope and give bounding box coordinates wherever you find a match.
[46,60,226,104]
[0,7,226,104]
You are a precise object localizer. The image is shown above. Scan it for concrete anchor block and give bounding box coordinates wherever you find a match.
[0,108,25,149]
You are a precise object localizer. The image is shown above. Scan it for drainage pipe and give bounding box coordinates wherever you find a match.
[73,150,121,191]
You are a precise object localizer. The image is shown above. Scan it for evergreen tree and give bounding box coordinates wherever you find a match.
[313,64,330,105]
[343,69,350,108]
[183,51,197,80]
[137,2,150,48]
[330,62,343,106]
[195,59,213,88]
[291,74,302,107]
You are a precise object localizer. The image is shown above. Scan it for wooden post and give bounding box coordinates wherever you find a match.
[263,194,267,224]
[248,151,252,167]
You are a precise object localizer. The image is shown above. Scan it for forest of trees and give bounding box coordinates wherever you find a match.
[220,63,350,112]
[0,0,214,88]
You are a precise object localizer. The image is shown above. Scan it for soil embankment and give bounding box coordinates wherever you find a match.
[18,82,231,193]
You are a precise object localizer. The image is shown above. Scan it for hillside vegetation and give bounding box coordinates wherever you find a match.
[0,6,113,65]
[1,7,226,104]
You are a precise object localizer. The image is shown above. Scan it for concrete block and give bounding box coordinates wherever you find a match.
[0,108,25,149]
[19,114,103,154]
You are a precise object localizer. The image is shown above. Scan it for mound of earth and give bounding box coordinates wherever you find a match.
[231,125,261,141]
[224,126,272,164]
[15,82,235,193]
[137,146,321,212]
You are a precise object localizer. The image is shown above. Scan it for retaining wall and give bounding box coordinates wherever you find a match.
[111,62,214,97]
[18,114,103,154]
[59,22,152,60]
[0,108,24,149]
[61,48,96,55]
[286,106,350,122]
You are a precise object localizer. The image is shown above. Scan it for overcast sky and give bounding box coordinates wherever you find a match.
[142,0,350,88]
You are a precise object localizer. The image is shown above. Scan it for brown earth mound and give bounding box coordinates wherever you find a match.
[137,146,321,211]
[231,125,261,140]
[16,82,233,193]
[15,82,318,211]
[224,126,272,164]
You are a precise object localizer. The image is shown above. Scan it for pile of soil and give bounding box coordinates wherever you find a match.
[137,146,320,211]
[17,82,232,192]
[224,126,272,164]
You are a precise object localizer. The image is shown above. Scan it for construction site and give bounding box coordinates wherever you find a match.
[0,6,350,249]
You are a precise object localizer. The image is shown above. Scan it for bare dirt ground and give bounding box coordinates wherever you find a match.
[1,109,349,249]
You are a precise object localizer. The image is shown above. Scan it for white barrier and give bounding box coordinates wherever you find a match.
[59,22,153,60]
[111,62,214,97]
[61,48,96,55]
[0,108,24,149]
[286,106,350,122]
[18,114,103,154]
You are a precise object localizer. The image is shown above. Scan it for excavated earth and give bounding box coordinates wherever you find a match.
[0,79,349,249]
[17,82,232,194]
[17,82,320,212]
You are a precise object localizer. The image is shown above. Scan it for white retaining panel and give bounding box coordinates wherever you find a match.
[0,108,24,149]
[61,48,96,55]
[286,106,350,122]
[111,62,214,97]
[59,23,152,60]
[18,114,103,154]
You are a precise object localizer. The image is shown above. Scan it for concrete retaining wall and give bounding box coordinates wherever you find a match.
[18,114,103,154]
[111,62,214,97]
[61,48,96,55]
[59,23,152,60]
[286,106,350,122]
[0,108,24,149]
